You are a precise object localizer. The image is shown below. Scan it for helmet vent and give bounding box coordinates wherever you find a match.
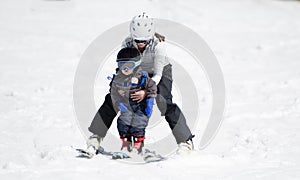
[130,13,155,39]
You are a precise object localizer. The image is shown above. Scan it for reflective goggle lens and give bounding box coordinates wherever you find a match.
[134,39,150,44]
[117,60,140,70]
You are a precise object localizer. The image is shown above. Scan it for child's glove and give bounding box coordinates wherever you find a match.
[145,98,155,117]
[118,101,128,113]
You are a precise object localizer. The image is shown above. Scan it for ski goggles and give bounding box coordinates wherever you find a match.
[117,60,141,70]
[134,39,150,44]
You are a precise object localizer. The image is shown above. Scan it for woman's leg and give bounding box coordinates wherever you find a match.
[88,93,117,138]
[156,65,193,144]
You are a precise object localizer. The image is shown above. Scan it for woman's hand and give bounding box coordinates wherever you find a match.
[131,90,147,103]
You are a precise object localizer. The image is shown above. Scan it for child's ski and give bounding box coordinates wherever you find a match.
[74,146,166,163]
[112,152,130,159]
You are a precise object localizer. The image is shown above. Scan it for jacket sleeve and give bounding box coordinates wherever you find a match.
[110,77,120,111]
[145,77,157,98]
[153,42,169,78]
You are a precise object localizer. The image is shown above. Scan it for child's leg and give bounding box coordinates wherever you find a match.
[132,133,145,152]
[117,115,133,151]
[120,136,132,152]
[130,106,149,153]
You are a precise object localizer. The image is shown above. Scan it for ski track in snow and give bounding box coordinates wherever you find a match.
[0,0,300,179]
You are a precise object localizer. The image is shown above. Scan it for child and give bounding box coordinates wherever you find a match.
[110,47,157,155]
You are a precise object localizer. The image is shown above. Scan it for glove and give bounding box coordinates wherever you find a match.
[145,98,155,117]
[118,101,128,113]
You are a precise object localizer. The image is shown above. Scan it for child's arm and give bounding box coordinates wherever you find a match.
[110,76,125,112]
[145,97,155,117]
[144,77,157,117]
[110,77,118,102]
[112,85,128,113]
[145,77,157,98]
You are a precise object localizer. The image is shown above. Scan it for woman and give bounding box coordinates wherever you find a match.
[86,12,194,156]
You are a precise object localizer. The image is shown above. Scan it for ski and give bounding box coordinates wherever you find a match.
[143,148,166,163]
[74,146,113,159]
[112,152,130,159]
[110,148,166,163]
[75,148,96,159]
[74,146,166,163]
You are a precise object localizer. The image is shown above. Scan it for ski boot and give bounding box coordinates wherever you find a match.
[120,136,132,152]
[176,135,195,155]
[132,136,145,154]
[112,136,132,159]
[85,134,103,157]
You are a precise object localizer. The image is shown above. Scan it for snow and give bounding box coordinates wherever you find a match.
[1,0,300,179]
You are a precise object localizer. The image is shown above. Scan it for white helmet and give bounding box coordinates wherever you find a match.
[130,12,155,40]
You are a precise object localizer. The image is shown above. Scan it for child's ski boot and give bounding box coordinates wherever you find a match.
[132,136,145,154]
[112,137,132,159]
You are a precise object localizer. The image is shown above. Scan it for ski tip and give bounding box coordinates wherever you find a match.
[112,152,130,160]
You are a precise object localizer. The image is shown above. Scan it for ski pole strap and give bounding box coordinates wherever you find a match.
[107,74,116,81]
[107,76,113,81]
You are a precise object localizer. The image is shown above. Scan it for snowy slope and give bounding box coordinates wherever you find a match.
[0,0,300,179]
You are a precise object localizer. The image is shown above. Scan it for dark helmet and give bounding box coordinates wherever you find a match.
[116,47,141,62]
[116,48,141,71]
